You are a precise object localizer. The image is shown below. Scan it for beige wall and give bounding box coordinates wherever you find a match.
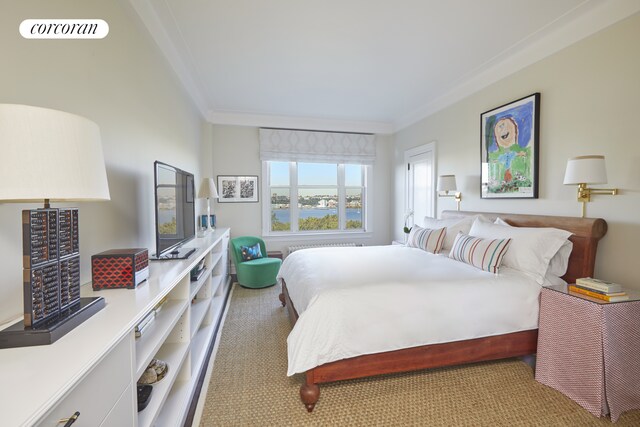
[211,124,393,254]
[0,0,207,324]
[394,13,640,290]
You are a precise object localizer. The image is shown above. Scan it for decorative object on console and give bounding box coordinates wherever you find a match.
[481,93,540,199]
[190,258,206,282]
[217,175,259,203]
[137,384,153,412]
[563,155,618,218]
[0,104,110,349]
[22,208,81,327]
[437,175,462,211]
[197,177,219,232]
[138,358,169,385]
[91,248,149,290]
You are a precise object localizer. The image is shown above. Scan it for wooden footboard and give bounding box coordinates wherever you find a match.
[281,280,537,412]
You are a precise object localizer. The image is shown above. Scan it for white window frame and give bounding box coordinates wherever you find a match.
[261,161,373,238]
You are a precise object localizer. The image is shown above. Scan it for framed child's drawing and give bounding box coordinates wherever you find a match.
[481,93,540,199]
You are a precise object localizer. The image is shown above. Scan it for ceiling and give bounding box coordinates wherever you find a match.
[128,0,640,133]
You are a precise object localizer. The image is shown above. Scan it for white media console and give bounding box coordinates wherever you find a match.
[0,228,231,426]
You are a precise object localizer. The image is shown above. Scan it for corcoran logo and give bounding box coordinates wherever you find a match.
[20,19,109,39]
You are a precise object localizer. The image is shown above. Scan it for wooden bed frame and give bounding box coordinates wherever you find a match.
[279,211,608,412]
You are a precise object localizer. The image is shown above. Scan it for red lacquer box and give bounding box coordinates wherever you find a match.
[92,248,149,290]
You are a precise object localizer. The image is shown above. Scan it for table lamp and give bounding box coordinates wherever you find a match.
[197,178,219,233]
[0,104,110,348]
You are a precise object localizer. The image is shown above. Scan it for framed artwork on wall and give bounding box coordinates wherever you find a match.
[481,93,540,199]
[217,175,259,203]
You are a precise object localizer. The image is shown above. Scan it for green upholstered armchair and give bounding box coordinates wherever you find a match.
[230,236,282,289]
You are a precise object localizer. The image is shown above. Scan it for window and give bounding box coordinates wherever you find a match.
[265,161,369,234]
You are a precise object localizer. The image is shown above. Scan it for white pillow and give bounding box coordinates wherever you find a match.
[470,217,571,284]
[423,215,479,253]
[543,272,568,288]
[494,217,573,277]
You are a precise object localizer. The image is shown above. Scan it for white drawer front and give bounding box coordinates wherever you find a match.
[100,383,135,427]
[37,336,133,427]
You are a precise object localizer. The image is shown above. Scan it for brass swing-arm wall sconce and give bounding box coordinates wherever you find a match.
[437,175,462,211]
[563,155,618,218]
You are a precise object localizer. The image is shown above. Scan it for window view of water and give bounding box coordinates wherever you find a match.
[272,208,361,223]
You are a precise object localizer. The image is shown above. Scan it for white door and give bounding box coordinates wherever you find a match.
[405,143,436,228]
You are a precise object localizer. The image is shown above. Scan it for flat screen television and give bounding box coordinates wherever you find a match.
[152,161,196,260]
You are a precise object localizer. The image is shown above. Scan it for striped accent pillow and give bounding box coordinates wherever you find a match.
[406,226,446,254]
[448,232,511,273]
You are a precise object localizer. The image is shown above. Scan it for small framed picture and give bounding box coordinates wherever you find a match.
[217,175,259,203]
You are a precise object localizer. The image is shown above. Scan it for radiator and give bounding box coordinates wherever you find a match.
[287,242,360,256]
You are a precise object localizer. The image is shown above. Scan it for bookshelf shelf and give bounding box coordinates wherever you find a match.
[137,341,190,427]
[135,299,188,378]
[190,265,213,300]
[190,297,212,339]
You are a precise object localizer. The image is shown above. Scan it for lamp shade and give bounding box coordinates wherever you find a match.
[197,177,219,199]
[563,155,608,185]
[0,104,110,202]
[437,175,457,192]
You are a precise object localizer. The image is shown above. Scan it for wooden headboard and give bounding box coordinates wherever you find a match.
[441,211,607,284]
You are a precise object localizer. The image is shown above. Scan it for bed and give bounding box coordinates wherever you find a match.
[278,211,608,412]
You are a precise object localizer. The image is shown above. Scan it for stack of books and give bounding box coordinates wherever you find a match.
[569,278,629,302]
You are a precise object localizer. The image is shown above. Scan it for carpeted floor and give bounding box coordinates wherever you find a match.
[200,284,640,426]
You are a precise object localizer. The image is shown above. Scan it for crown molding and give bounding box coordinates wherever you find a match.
[128,0,640,134]
[207,110,394,134]
[394,0,640,131]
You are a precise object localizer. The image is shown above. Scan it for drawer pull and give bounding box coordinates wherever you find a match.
[58,411,80,426]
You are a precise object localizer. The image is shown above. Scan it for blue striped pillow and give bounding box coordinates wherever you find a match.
[407,226,446,254]
[449,232,511,273]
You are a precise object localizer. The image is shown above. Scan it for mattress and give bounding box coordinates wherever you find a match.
[278,245,543,375]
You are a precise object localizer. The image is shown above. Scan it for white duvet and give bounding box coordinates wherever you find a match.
[278,245,543,376]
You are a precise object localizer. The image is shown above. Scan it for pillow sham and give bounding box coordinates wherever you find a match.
[448,232,511,273]
[423,215,479,253]
[470,217,571,284]
[240,243,262,261]
[495,217,573,277]
[406,225,446,254]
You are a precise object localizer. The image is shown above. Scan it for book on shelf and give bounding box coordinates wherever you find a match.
[568,285,629,302]
[135,319,153,338]
[135,312,155,337]
[153,296,168,315]
[575,277,623,293]
[190,267,206,282]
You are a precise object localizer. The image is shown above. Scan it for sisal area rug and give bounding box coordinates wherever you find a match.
[200,284,640,426]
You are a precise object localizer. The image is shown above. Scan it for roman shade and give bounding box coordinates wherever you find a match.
[259,128,376,164]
